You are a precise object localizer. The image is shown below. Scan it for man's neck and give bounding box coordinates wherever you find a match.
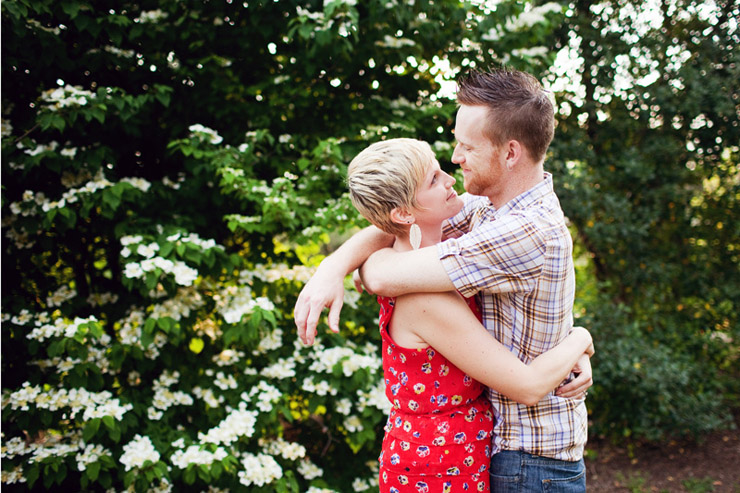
[489,164,544,209]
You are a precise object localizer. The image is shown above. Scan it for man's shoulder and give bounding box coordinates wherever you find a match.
[510,193,567,232]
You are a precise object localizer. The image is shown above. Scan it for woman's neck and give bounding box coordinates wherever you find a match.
[393,224,443,251]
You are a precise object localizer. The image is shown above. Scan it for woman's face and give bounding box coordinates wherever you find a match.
[413,157,463,227]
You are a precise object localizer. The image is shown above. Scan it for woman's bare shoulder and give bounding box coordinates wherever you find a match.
[395,291,469,314]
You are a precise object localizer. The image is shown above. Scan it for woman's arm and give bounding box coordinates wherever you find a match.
[392,292,593,406]
[295,226,393,345]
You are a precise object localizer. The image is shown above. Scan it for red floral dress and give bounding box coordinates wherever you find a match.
[377,295,493,493]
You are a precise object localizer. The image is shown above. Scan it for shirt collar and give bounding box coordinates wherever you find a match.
[493,172,554,218]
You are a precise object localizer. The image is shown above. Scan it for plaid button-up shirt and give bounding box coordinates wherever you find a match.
[437,173,587,461]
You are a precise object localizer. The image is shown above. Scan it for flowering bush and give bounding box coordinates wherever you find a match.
[5,0,739,490]
[2,0,568,491]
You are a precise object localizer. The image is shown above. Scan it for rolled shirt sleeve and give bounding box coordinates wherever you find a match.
[438,210,546,298]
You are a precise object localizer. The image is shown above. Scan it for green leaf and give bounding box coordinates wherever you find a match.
[184,465,196,484]
[87,461,101,481]
[159,242,174,257]
[83,418,101,441]
[124,470,135,487]
[61,1,81,18]
[157,316,174,333]
[197,464,210,482]
[154,86,172,106]
[145,272,159,290]
[90,106,106,124]
[26,464,40,488]
[109,425,121,442]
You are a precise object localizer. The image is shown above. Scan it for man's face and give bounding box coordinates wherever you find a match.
[451,104,505,198]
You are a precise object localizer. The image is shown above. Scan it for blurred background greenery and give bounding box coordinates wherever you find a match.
[2,0,738,490]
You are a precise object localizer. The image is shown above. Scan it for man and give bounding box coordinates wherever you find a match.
[295,68,592,491]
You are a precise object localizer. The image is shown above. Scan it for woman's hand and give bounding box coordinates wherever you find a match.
[555,353,593,399]
[353,269,371,294]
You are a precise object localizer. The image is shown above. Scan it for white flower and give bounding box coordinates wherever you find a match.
[1,465,26,484]
[375,35,416,48]
[152,257,174,271]
[1,118,13,137]
[121,235,143,246]
[170,445,228,469]
[249,381,281,412]
[335,398,352,415]
[237,453,282,487]
[121,177,152,192]
[192,386,223,408]
[261,437,306,461]
[213,371,238,390]
[260,357,296,379]
[306,489,339,493]
[199,409,257,445]
[60,147,77,158]
[301,377,337,396]
[254,327,282,355]
[188,124,223,144]
[172,261,198,286]
[76,443,110,471]
[135,9,168,23]
[46,285,77,307]
[356,381,391,413]
[124,262,145,279]
[343,415,363,433]
[136,243,159,258]
[298,459,324,480]
[119,435,160,471]
[213,349,245,367]
[352,478,371,491]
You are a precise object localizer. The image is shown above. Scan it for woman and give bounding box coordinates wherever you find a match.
[346,138,593,493]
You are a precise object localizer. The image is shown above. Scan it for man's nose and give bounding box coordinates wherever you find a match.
[451,145,463,164]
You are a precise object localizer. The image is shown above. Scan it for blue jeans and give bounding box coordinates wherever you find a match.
[490,451,586,492]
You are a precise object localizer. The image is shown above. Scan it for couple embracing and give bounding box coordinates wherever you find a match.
[294,68,593,492]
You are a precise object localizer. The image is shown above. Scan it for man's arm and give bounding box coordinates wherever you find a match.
[294,226,392,345]
[359,245,455,297]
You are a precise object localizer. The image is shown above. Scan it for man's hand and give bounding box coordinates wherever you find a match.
[294,264,346,345]
[555,353,593,399]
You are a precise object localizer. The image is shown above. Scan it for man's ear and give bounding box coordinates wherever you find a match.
[390,207,414,225]
[504,140,523,170]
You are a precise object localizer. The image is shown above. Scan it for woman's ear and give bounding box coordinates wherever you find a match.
[390,207,414,225]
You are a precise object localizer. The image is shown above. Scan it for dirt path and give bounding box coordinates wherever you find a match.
[586,430,740,492]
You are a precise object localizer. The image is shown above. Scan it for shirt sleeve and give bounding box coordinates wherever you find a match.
[437,211,547,298]
[442,193,482,240]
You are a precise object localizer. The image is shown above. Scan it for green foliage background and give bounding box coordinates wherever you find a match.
[1,0,738,491]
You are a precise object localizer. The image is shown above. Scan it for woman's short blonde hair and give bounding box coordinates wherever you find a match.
[347,138,433,236]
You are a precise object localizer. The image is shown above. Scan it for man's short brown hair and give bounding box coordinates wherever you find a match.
[456,69,555,163]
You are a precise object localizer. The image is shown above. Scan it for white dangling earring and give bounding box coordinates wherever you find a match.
[409,223,422,250]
